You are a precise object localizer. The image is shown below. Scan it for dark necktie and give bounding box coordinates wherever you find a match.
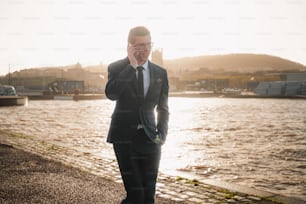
[137,66,144,103]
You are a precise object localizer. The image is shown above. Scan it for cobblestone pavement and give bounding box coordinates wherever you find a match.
[0,130,303,204]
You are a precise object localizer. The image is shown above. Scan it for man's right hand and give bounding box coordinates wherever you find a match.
[127,44,138,69]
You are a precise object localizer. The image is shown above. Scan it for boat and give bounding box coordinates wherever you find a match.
[0,85,28,106]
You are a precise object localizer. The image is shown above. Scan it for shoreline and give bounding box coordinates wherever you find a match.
[1,130,304,204]
[0,143,178,204]
[169,91,306,99]
[14,92,306,101]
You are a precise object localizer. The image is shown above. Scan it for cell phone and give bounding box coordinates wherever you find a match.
[128,43,140,59]
[134,51,140,58]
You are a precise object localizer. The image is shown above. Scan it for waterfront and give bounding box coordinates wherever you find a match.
[0,98,305,200]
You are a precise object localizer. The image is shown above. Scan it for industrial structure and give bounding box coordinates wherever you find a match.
[254,72,306,96]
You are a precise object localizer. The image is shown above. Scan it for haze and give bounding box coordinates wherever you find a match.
[0,0,305,75]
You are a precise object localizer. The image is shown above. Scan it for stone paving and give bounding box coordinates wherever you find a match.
[0,130,304,204]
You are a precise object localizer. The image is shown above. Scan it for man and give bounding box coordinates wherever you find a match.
[105,26,169,204]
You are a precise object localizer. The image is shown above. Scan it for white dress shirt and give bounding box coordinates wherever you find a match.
[136,60,150,97]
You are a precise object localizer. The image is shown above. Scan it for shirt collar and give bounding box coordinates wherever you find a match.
[139,60,149,71]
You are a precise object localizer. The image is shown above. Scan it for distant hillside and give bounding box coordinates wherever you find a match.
[164,54,306,73]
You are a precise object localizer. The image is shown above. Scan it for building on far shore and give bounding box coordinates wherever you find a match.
[254,72,306,96]
[49,80,84,94]
[286,72,306,82]
[151,49,163,67]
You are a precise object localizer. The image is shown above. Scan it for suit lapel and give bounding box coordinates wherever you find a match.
[132,73,138,93]
[124,57,138,94]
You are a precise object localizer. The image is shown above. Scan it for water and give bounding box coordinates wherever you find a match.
[0,98,305,200]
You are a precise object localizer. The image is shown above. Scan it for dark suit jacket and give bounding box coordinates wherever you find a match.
[105,57,169,145]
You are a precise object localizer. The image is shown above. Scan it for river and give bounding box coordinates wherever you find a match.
[0,97,305,200]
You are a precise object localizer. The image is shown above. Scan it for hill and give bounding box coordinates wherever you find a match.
[164,53,306,73]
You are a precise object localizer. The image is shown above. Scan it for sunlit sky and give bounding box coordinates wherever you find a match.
[0,0,305,75]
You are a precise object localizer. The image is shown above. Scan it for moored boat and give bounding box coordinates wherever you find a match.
[0,85,28,106]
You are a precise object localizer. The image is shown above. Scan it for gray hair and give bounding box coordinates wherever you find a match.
[128,26,151,44]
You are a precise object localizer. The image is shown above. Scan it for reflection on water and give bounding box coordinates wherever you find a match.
[0,98,305,200]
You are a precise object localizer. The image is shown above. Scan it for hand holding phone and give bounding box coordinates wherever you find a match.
[127,44,138,68]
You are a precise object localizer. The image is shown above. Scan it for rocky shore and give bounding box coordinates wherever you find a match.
[0,143,178,204]
[1,130,305,204]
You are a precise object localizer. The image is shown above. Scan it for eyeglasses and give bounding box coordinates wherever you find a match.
[133,42,153,50]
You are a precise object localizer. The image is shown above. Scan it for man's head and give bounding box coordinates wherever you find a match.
[128,26,152,65]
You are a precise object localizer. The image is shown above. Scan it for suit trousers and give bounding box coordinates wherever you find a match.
[113,129,161,204]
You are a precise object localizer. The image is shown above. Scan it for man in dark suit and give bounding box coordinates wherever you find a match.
[105,26,169,204]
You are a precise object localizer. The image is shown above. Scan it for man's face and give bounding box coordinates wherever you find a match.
[131,35,152,63]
